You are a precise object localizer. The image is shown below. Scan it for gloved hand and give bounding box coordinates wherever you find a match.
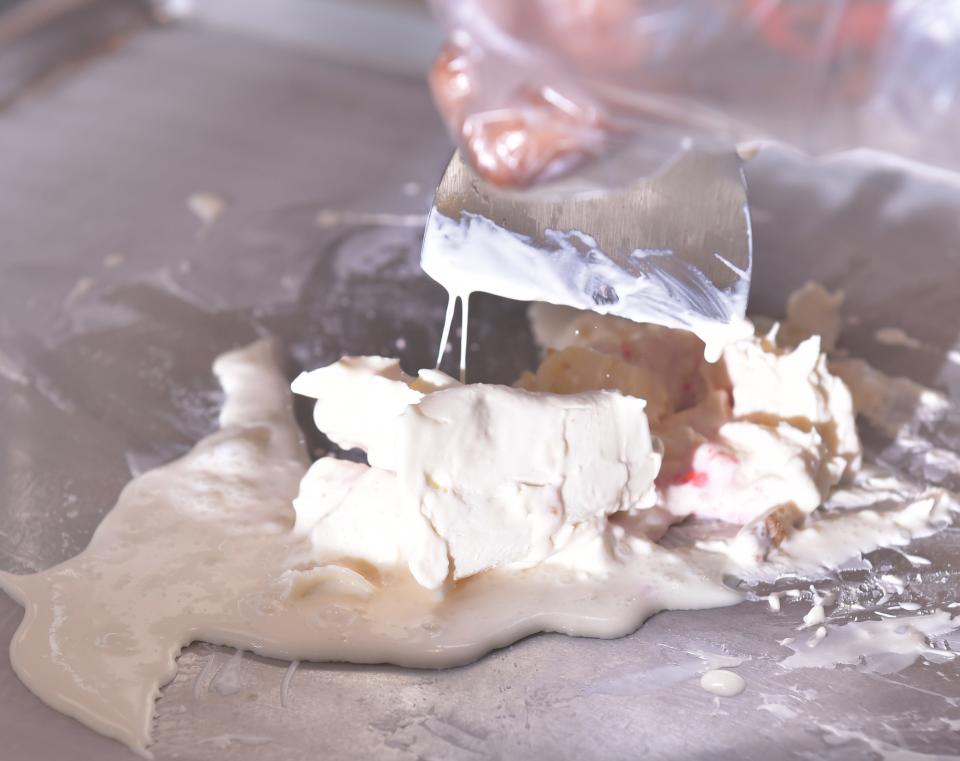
[429,0,960,186]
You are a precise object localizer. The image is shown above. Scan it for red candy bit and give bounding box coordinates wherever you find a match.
[620,340,635,361]
[669,469,709,487]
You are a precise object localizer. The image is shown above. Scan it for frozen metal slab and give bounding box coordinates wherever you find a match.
[1,10,960,761]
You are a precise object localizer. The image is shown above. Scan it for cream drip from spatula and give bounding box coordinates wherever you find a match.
[424,210,754,380]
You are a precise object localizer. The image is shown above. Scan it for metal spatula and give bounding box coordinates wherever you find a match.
[420,149,753,370]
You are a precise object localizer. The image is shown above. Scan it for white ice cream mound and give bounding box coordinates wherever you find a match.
[1,284,956,753]
[291,283,866,589]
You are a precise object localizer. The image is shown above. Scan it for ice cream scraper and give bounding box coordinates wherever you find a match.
[420,149,753,375]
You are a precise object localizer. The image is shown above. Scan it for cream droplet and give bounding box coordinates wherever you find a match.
[700,669,746,697]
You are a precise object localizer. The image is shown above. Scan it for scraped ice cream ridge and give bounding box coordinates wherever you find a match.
[1,283,958,753]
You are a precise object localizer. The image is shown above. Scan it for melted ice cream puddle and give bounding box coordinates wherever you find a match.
[1,284,957,754]
[0,341,738,752]
[780,611,960,673]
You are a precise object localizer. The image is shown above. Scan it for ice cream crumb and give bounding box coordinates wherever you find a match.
[800,589,835,629]
[802,603,826,628]
[187,191,227,228]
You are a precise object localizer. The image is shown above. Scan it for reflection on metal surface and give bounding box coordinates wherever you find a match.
[0,0,156,105]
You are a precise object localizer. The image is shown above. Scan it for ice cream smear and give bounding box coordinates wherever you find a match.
[421,207,755,374]
[1,283,957,753]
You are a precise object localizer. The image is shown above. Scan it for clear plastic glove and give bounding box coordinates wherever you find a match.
[429,0,960,186]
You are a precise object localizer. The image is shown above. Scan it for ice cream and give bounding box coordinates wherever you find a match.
[519,295,860,531]
[292,358,661,589]
[0,284,955,755]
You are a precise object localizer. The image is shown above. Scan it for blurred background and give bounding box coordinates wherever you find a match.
[0,1,441,104]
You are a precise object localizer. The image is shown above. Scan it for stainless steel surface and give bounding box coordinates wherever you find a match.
[190,0,439,77]
[1,6,960,761]
[428,149,751,323]
[0,0,156,105]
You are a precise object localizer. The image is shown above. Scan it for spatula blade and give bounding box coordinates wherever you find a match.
[421,150,753,361]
